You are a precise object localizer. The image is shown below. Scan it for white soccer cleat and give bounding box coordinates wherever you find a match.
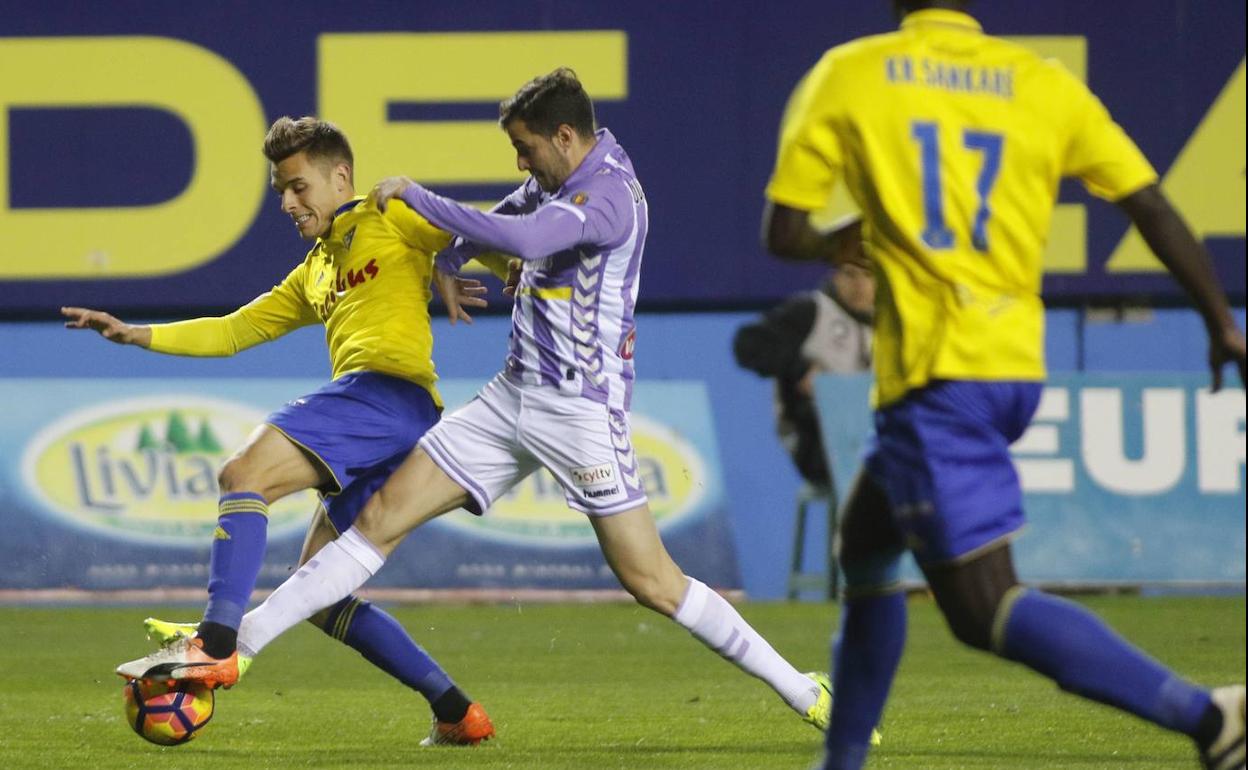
[1201,685,1246,770]
[115,635,241,689]
[141,617,253,685]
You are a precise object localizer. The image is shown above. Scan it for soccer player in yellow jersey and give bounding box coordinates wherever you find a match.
[763,2,1247,768]
[63,117,500,745]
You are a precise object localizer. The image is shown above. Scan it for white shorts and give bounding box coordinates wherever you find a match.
[419,373,649,516]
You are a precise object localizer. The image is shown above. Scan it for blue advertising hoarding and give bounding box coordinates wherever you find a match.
[0,378,740,592]
[815,373,1246,584]
[0,0,1242,315]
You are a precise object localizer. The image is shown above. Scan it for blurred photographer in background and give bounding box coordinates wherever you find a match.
[734,215,873,490]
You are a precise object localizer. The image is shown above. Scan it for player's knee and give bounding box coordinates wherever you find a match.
[839,550,904,597]
[942,610,994,651]
[217,456,258,496]
[935,589,1005,652]
[353,495,385,536]
[353,495,399,554]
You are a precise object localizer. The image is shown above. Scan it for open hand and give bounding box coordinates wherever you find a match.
[61,306,150,347]
[369,176,417,212]
[433,270,488,325]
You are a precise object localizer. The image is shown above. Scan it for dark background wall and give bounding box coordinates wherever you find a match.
[1,0,1243,316]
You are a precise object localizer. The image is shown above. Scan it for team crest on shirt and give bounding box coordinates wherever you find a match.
[342,226,356,251]
[571,192,589,206]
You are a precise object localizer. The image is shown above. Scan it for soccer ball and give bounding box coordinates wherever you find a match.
[122,678,214,745]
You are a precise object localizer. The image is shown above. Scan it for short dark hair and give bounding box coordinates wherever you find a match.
[499,67,596,139]
[263,116,354,177]
[894,0,971,14]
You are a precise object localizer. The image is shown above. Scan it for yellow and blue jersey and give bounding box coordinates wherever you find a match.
[148,195,456,406]
[767,8,1157,406]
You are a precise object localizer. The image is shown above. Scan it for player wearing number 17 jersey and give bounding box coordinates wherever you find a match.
[764,2,1247,769]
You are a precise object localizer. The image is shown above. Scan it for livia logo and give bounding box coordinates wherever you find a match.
[21,396,316,545]
[436,413,712,544]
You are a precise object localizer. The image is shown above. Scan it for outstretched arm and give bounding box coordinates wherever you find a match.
[63,263,317,357]
[371,177,607,263]
[62,306,152,347]
[1117,185,1246,389]
[64,306,271,357]
[430,181,536,276]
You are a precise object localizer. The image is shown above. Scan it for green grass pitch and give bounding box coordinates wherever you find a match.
[0,595,1242,768]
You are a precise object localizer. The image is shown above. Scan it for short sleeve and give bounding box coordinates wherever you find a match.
[766,53,845,211]
[1056,65,1158,201]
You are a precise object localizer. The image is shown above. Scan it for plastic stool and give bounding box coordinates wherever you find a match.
[786,481,840,600]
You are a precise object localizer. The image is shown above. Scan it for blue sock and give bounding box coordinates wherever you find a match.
[203,494,269,630]
[321,596,455,704]
[999,588,1212,736]
[824,591,908,770]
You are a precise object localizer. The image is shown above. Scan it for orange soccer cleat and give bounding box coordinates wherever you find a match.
[419,702,496,746]
[115,636,240,690]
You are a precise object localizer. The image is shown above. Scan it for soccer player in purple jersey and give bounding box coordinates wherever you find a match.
[764,2,1246,768]
[175,67,839,733]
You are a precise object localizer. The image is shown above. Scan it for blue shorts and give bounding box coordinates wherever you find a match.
[266,372,440,533]
[864,380,1042,565]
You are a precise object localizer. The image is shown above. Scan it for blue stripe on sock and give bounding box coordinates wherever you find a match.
[219,491,267,504]
[326,598,456,704]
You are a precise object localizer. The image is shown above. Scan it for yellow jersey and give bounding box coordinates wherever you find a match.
[148,195,481,407]
[767,9,1157,406]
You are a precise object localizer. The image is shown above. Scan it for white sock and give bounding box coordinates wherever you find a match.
[237,526,385,656]
[672,577,819,714]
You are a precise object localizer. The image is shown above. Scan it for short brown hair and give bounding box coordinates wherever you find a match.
[499,67,596,139]
[263,116,354,178]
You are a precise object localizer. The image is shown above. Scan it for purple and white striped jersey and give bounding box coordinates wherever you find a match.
[401,129,648,412]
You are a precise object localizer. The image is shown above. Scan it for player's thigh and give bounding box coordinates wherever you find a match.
[263,372,441,497]
[836,469,907,594]
[418,376,541,516]
[219,424,330,501]
[320,449,405,538]
[590,505,686,613]
[921,541,1020,650]
[354,447,472,554]
[519,393,647,517]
